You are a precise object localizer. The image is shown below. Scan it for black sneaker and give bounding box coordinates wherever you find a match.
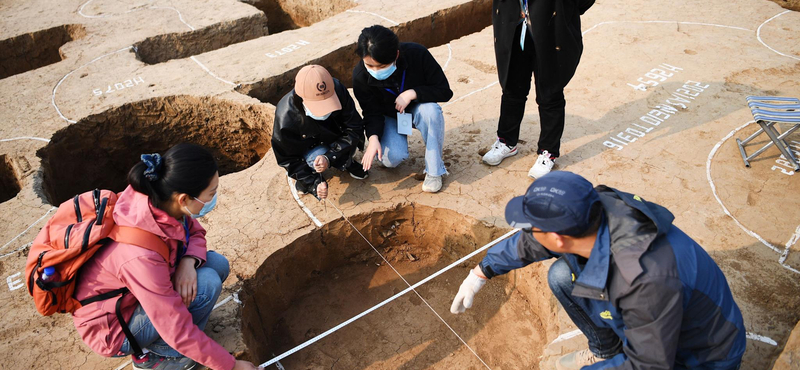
[346,162,369,180]
[295,180,309,194]
[131,353,197,370]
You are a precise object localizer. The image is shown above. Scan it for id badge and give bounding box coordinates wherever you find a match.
[397,112,413,136]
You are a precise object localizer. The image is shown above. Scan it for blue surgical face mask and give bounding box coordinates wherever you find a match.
[366,62,396,81]
[303,104,331,121]
[184,193,217,218]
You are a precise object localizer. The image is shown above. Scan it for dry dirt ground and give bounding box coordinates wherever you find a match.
[1,0,799,369]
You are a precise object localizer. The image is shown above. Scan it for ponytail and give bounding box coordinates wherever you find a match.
[127,143,218,208]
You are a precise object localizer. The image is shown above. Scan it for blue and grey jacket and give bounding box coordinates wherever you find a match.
[480,186,746,369]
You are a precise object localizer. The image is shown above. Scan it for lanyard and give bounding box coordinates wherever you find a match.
[519,0,528,16]
[518,0,529,50]
[384,70,406,97]
[179,217,190,260]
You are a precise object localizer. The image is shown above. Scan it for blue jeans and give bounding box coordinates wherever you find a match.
[304,144,358,172]
[304,145,330,169]
[117,251,230,358]
[380,103,448,176]
[548,258,622,358]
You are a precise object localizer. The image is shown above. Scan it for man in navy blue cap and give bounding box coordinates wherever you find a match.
[450,171,745,370]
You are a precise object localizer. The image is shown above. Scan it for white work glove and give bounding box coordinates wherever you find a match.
[450,270,487,314]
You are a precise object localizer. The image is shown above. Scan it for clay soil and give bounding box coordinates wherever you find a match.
[0,24,86,79]
[0,155,21,203]
[769,0,800,11]
[241,205,552,369]
[37,95,273,204]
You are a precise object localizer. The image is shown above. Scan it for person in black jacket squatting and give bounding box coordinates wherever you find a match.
[352,25,453,193]
[451,171,746,370]
[482,0,595,178]
[272,64,367,200]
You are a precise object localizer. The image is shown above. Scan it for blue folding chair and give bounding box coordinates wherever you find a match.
[737,96,800,171]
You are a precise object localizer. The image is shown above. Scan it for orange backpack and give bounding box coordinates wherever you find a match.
[25,189,169,356]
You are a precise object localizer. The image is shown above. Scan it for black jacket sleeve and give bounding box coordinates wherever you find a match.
[325,83,364,169]
[271,115,325,196]
[352,66,386,141]
[411,47,453,103]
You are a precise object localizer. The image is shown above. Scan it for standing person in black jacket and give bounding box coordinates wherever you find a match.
[482,0,595,179]
[352,25,453,193]
[272,65,367,200]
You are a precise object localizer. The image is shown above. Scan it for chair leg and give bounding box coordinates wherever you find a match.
[763,123,800,171]
[743,122,777,163]
[739,127,764,146]
[736,138,751,167]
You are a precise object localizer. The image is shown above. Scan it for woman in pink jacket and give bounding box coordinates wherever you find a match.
[72,143,260,370]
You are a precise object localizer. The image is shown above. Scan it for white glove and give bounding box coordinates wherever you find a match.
[450,270,487,314]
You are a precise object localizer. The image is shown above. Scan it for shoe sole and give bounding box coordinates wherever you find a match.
[422,186,441,193]
[528,164,555,179]
[482,149,518,166]
[349,173,368,180]
[528,167,553,179]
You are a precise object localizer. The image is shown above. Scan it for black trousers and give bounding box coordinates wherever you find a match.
[497,23,566,157]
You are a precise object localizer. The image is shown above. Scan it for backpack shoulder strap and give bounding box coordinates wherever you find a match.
[107,226,170,263]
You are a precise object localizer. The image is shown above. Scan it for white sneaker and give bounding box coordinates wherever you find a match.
[528,150,555,178]
[556,349,601,370]
[422,174,442,193]
[482,139,518,166]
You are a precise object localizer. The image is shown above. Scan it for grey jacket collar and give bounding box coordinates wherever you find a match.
[569,186,675,300]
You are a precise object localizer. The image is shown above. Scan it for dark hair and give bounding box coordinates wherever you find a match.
[571,202,604,238]
[355,25,399,64]
[128,143,218,208]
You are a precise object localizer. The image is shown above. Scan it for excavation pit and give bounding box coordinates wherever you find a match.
[134,14,270,64]
[0,24,86,79]
[241,205,553,369]
[235,0,492,105]
[0,155,21,203]
[241,0,356,34]
[37,95,273,205]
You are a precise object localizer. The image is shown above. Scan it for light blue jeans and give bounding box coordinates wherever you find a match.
[117,251,230,358]
[304,145,330,168]
[381,103,448,176]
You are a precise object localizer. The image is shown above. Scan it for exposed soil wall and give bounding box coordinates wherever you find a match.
[240,204,554,368]
[241,0,356,34]
[134,14,270,64]
[0,24,86,79]
[0,155,21,203]
[767,0,800,11]
[235,0,492,105]
[37,95,273,204]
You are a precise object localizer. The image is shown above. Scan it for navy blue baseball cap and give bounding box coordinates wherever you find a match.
[505,171,600,236]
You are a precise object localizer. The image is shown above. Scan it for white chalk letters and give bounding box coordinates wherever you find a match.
[628,63,683,91]
[266,40,311,58]
[93,76,145,96]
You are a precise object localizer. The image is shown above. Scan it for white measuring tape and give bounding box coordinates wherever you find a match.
[259,205,520,368]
